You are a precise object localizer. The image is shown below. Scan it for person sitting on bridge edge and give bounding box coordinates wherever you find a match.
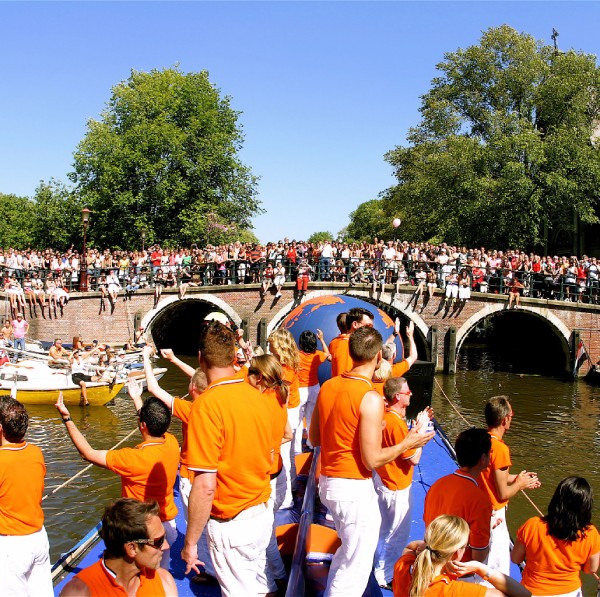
[59,498,177,597]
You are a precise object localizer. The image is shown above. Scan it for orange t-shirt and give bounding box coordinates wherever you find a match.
[318,372,374,480]
[282,364,300,409]
[392,360,410,377]
[478,434,511,510]
[187,375,273,520]
[106,433,180,522]
[76,558,166,596]
[0,441,45,535]
[298,350,328,387]
[423,471,491,561]
[329,335,352,377]
[393,553,486,597]
[172,397,193,480]
[376,410,416,491]
[517,516,600,595]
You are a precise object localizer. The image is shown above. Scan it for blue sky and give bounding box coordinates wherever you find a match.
[2,2,600,243]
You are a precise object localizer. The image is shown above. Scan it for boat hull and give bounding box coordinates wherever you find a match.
[14,383,124,406]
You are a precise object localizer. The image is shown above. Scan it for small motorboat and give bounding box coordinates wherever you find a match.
[122,366,168,391]
[0,360,124,406]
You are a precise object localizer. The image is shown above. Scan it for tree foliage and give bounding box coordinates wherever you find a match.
[70,67,262,249]
[344,199,398,243]
[383,25,600,250]
[307,231,334,244]
[0,193,35,247]
[31,179,84,251]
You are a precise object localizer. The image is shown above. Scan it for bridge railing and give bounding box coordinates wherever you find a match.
[2,259,599,304]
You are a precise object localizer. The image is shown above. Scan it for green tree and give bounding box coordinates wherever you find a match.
[307,231,334,244]
[70,67,262,248]
[384,25,600,250]
[0,193,35,247]
[345,199,396,242]
[30,179,83,251]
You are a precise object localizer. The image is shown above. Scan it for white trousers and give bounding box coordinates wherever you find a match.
[487,506,511,576]
[299,384,320,450]
[318,475,381,597]
[0,526,52,597]
[373,474,413,585]
[266,477,287,580]
[180,475,215,576]
[280,406,301,509]
[207,502,276,597]
[161,518,178,569]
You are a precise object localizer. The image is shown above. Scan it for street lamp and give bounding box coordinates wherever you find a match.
[79,208,92,292]
[141,230,146,252]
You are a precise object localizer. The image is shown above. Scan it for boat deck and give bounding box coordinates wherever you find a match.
[53,427,522,596]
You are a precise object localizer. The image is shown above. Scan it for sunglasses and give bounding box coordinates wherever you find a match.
[131,534,166,549]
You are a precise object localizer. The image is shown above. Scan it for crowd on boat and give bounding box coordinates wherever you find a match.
[0,304,598,597]
[2,240,600,320]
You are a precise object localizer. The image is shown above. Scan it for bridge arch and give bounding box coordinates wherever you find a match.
[454,303,572,375]
[141,295,243,353]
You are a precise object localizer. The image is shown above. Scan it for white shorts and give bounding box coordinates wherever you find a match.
[0,526,52,597]
[445,284,458,298]
[207,502,276,597]
[458,286,471,299]
[274,275,286,286]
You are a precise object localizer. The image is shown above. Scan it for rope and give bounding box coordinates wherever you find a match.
[42,426,139,501]
[433,376,544,517]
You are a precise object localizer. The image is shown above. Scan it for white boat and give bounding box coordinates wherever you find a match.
[0,360,124,406]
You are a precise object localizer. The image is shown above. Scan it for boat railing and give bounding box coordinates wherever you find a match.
[286,447,320,597]
[51,522,101,584]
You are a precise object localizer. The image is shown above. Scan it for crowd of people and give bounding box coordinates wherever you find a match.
[2,239,600,319]
[0,306,599,597]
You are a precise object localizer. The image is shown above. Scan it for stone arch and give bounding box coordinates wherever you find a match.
[454,303,571,373]
[140,294,242,333]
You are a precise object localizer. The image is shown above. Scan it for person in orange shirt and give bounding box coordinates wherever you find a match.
[373,376,429,589]
[181,321,277,597]
[423,428,493,575]
[59,498,177,597]
[268,327,301,510]
[55,387,179,569]
[247,354,293,592]
[393,514,530,597]
[329,307,374,376]
[0,395,52,597]
[328,312,349,377]
[309,327,433,597]
[479,396,540,576]
[142,347,217,584]
[512,476,600,596]
[297,328,330,449]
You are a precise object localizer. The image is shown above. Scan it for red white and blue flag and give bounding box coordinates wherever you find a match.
[573,340,588,376]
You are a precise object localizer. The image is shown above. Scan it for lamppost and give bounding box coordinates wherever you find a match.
[141,230,146,252]
[79,208,91,291]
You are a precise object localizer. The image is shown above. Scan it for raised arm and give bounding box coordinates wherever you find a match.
[144,346,174,408]
[316,328,331,361]
[403,321,418,367]
[126,378,144,412]
[160,348,195,378]
[55,392,108,467]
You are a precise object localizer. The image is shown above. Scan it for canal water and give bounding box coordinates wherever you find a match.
[30,350,600,593]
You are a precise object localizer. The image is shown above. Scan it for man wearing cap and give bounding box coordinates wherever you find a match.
[11,312,28,362]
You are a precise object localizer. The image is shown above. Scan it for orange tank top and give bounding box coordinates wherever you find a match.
[318,372,374,479]
[282,364,300,408]
[76,558,166,596]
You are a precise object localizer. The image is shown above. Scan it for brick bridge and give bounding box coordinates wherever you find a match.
[7,282,600,375]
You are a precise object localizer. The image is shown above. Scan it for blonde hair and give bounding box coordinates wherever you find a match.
[372,358,392,383]
[268,328,299,371]
[249,354,289,405]
[409,515,469,597]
